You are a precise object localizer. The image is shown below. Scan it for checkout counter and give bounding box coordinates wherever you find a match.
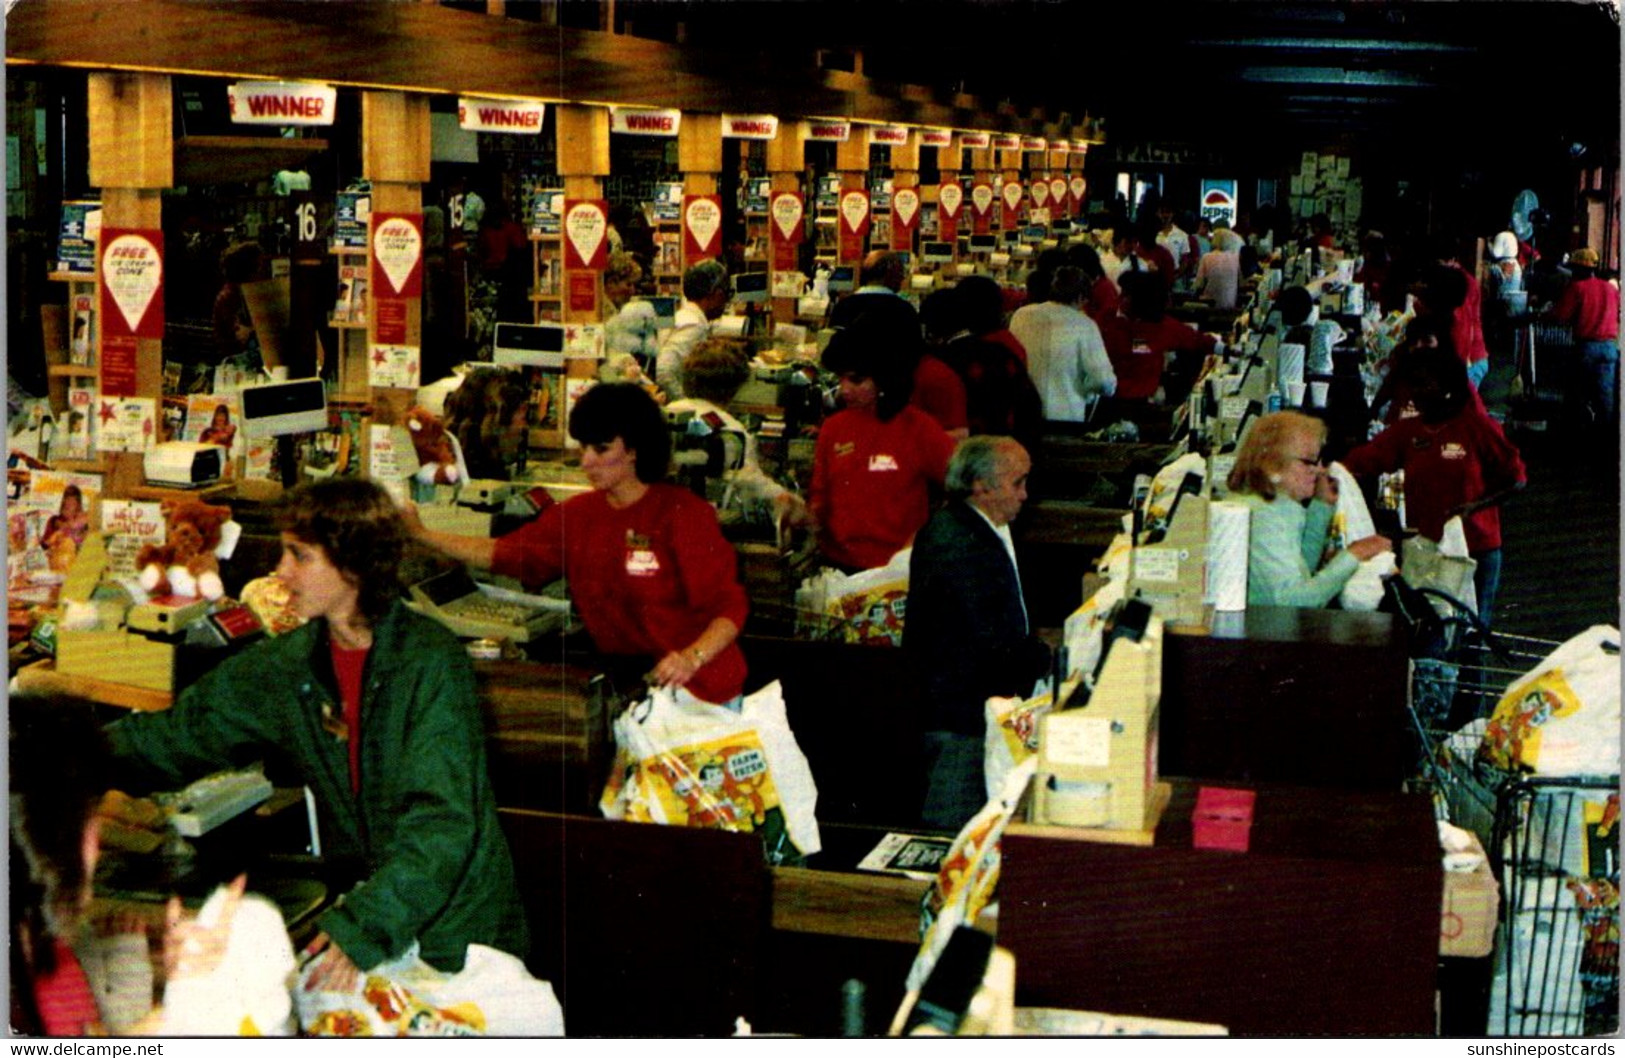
[11,277,1448,1033]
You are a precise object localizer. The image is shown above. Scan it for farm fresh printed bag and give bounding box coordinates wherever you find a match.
[1479,625,1620,776]
[601,680,821,865]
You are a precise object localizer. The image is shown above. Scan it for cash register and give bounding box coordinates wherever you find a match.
[406,565,569,642]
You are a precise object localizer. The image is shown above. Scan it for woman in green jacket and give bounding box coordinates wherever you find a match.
[107,478,526,989]
[1227,411,1392,608]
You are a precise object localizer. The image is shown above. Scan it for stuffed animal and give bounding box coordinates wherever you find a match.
[136,500,232,600]
[404,406,460,486]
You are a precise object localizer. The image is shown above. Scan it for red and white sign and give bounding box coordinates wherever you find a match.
[100,230,164,341]
[563,199,609,270]
[683,194,723,260]
[807,120,851,142]
[990,133,1021,151]
[610,107,681,136]
[1072,140,1091,154]
[937,182,964,241]
[371,214,424,298]
[1070,175,1087,202]
[970,182,995,234]
[769,191,804,271]
[838,189,870,263]
[871,125,910,146]
[457,98,544,134]
[919,128,953,148]
[892,186,920,251]
[1001,182,1024,231]
[1050,141,1070,156]
[722,113,779,140]
[770,191,804,243]
[1022,136,1047,152]
[1050,177,1070,215]
[227,81,336,126]
[1031,181,1050,209]
[959,131,991,149]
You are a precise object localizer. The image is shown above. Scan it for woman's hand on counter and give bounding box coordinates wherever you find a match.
[1347,534,1393,562]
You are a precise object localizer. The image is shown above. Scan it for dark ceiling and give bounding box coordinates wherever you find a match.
[614,0,1622,158]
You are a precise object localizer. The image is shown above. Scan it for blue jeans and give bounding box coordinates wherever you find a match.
[1473,547,1502,630]
[1578,339,1619,424]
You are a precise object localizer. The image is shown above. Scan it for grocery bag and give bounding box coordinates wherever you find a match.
[984,690,1058,802]
[1326,460,1396,611]
[157,886,298,1036]
[600,680,821,865]
[906,759,1035,994]
[1401,516,1478,617]
[1479,625,1621,777]
[794,548,910,645]
[296,942,564,1037]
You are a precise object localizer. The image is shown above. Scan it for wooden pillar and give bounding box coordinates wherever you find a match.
[677,112,722,272]
[1000,147,1024,234]
[555,104,610,325]
[766,120,807,324]
[835,126,872,264]
[890,130,919,261]
[360,90,430,435]
[88,72,171,498]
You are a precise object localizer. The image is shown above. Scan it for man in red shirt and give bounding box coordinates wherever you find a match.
[1549,247,1620,427]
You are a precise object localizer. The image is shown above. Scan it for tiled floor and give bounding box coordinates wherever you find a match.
[1481,349,1621,644]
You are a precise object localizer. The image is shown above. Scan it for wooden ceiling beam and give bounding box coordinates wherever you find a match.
[5,0,1075,135]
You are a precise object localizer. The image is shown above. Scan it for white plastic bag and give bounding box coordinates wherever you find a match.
[1402,515,1478,617]
[906,759,1035,994]
[600,680,822,864]
[984,690,1058,802]
[1479,625,1621,777]
[159,885,297,1036]
[296,942,563,1037]
[795,548,910,645]
[1326,460,1396,611]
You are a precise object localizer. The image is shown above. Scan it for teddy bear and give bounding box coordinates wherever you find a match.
[404,405,460,486]
[136,500,232,600]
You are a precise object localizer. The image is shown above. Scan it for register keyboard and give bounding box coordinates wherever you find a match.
[407,566,568,643]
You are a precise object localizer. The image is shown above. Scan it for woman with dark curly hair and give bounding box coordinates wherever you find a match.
[408,383,751,706]
[107,477,527,994]
[809,318,958,572]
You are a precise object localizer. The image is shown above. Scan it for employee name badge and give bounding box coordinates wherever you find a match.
[868,453,900,472]
[625,530,660,577]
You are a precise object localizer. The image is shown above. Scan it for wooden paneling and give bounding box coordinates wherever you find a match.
[765,119,805,174]
[554,104,609,177]
[677,111,722,174]
[88,72,172,189]
[834,125,870,172]
[361,92,430,185]
[1000,781,1442,1036]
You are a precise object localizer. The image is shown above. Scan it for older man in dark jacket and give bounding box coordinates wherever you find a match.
[905,435,1051,830]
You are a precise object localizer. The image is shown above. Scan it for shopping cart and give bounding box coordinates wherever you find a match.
[1399,591,1619,1037]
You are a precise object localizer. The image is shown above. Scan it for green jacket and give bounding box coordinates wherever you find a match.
[107,601,527,973]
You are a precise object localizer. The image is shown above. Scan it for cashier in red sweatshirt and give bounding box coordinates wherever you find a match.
[805,319,957,573]
[404,382,749,706]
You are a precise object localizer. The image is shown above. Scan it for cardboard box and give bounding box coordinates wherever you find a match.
[1440,830,1499,958]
